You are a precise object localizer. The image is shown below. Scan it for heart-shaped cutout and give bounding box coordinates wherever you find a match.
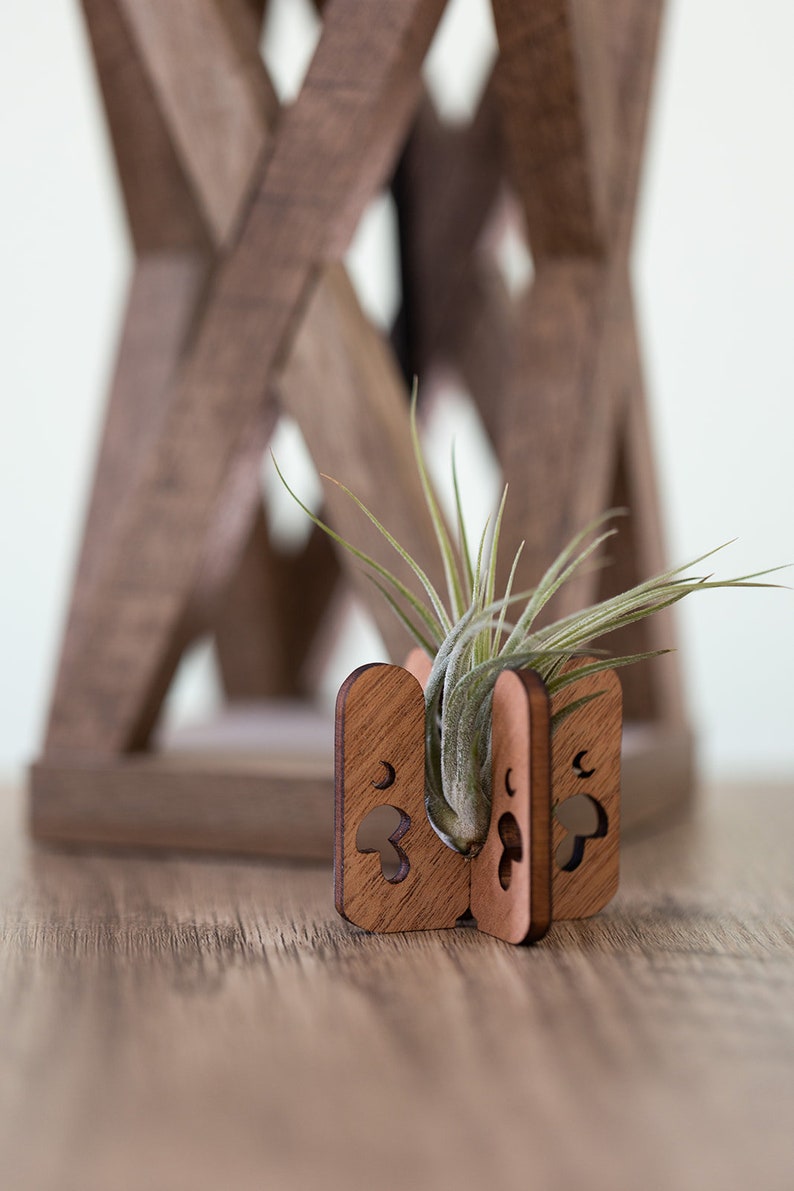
[356,804,411,882]
[555,794,608,871]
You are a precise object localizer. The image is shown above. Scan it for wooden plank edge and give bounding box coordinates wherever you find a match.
[29,759,333,860]
[621,722,695,832]
[28,723,694,859]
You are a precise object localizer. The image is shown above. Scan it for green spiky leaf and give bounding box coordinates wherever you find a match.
[276,387,787,856]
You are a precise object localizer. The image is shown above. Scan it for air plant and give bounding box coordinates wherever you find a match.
[276,389,783,858]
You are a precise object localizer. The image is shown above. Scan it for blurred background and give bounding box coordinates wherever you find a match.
[1,0,792,787]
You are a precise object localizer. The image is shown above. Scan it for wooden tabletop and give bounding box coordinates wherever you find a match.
[1,781,793,1191]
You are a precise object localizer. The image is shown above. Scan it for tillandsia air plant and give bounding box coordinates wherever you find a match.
[276,387,784,858]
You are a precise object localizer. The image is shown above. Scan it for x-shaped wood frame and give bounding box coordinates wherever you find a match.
[32,0,693,856]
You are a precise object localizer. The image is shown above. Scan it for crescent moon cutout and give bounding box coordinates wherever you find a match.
[573,750,595,779]
[504,767,517,797]
[372,761,396,790]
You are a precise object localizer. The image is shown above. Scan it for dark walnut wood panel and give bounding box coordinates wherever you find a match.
[550,661,622,920]
[334,664,470,933]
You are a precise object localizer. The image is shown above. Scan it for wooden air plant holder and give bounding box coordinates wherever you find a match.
[31,0,691,860]
[336,652,622,944]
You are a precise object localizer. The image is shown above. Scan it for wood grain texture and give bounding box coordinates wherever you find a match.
[606,0,666,249]
[393,69,668,738]
[395,88,518,440]
[79,0,211,252]
[117,0,275,242]
[277,263,448,662]
[471,670,551,945]
[491,0,613,257]
[335,664,468,932]
[551,660,622,919]
[45,253,209,751]
[488,0,682,720]
[46,0,446,757]
[495,258,612,611]
[5,780,794,1191]
[214,514,340,699]
[82,0,326,703]
[391,3,684,743]
[593,430,661,722]
[30,754,333,860]
[50,0,277,749]
[395,90,504,373]
[616,333,686,725]
[590,372,686,728]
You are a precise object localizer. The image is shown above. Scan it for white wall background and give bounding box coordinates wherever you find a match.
[1,0,792,784]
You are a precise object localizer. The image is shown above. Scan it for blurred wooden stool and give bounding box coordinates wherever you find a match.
[31,0,692,857]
